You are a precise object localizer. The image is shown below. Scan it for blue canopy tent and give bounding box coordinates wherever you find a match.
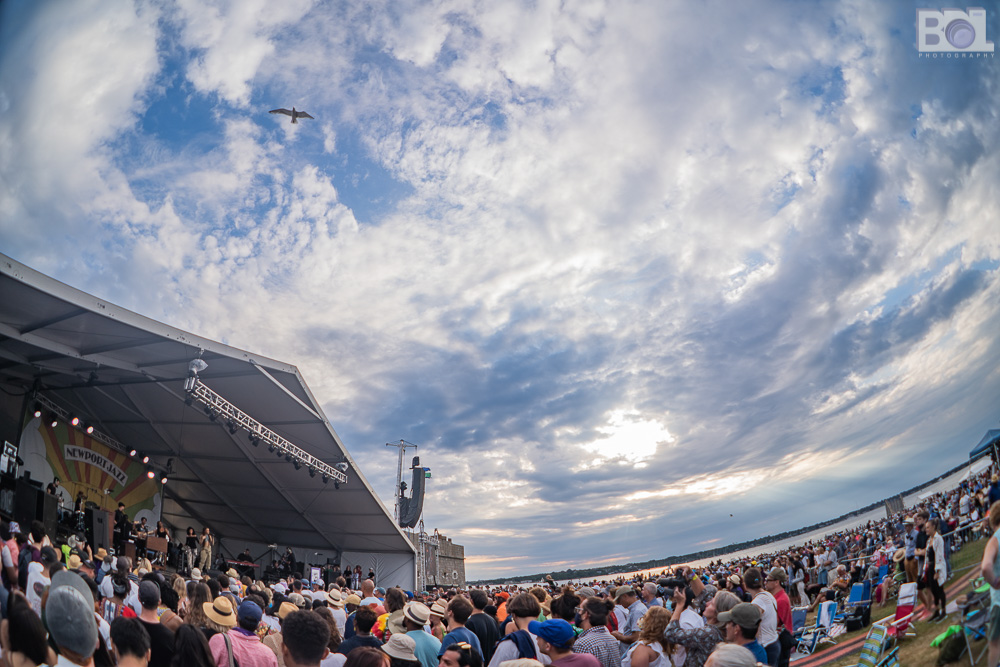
[969,429,1000,460]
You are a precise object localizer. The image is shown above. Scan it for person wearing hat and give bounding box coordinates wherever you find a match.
[326,589,348,635]
[529,618,598,667]
[137,579,175,667]
[382,632,419,666]
[342,593,364,640]
[718,603,766,663]
[43,570,100,666]
[403,602,442,667]
[428,600,448,642]
[610,586,645,657]
[209,599,278,667]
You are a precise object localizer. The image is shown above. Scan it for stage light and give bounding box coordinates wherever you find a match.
[276,448,284,458]
[33,403,42,418]
[267,443,276,453]
[145,467,155,479]
[285,453,293,463]
[142,455,150,464]
[249,434,260,447]
[209,411,218,422]
[203,405,212,416]
[334,481,340,490]
[129,448,138,457]
[293,460,301,470]
[184,396,193,406]
[160,474,168,485]
[84,423,95,434]
[226,419,238,435]
[48,413,58,428]
[335,462,349,472]
[322,474,329,484]
[308,467,316,478]
[69,415,80,426]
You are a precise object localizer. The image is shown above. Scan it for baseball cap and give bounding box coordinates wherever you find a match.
[238,600,263,626]
[138,580,161,608]
[528,619,576,649]
[613,585,635,601]
[766,567,787,583]
[44,571,98,658]
[717,603,762,630]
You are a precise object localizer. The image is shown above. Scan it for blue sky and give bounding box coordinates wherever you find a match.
[2,0,999,579]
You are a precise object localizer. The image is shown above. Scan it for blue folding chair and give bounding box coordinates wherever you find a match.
[797,600,839,655]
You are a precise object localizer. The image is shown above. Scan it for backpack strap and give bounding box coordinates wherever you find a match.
[223,633,236,667]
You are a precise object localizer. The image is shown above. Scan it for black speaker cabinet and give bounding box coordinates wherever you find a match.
[85,508,112,551]
[37,491,57,539]
[14,479,41,532]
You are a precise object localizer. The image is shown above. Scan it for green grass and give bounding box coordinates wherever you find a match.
[805,534,988,667]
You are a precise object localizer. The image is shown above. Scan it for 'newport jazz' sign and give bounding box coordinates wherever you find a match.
[63,446,128,487]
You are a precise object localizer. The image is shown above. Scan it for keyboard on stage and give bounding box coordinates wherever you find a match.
[225,559,259,569]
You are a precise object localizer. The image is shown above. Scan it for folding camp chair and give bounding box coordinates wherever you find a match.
[791,606,808,640]
[848,623,890,667]
[958,590,990,665]
[875,582,916,640]
[797,600,838,655]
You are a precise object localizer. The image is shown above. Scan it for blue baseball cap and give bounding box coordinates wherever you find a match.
[238,600,263,626]
[528,619,575,649]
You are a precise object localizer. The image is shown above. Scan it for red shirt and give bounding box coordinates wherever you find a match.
[773,588,792,632]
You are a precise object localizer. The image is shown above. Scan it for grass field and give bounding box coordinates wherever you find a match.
[801,534,989,667]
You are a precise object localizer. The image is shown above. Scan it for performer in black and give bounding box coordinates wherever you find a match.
[113,502,129,553]
[134,516,149,560]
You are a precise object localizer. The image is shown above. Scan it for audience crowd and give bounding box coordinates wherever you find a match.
[0,465,991,667]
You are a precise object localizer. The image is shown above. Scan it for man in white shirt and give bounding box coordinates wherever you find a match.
[744,568,778,666]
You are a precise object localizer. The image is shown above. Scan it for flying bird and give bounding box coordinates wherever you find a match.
[269,107,314,124]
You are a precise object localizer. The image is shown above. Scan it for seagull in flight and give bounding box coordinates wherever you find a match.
[269,107,314,124]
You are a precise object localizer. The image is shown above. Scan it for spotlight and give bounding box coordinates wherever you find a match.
[293,460,301,471]
[322,474,329,484]
[69,415,80,427]
[184,396,193,406]
[334,481,340,490]
[334,462,349,472]
[129,448,138,457]
[32,403,42,418]
[267,443,276,453]
[48,413,58,428]
[84,423,95,435]
[145,467,155,479]
[226,419,238,435]
[209,411,218,422]
[160,474,168,485]
[203,405,212,416]
[142,455,150,464]
[308,467,316,478]
[249,434,260,447]
[285,453,293,463]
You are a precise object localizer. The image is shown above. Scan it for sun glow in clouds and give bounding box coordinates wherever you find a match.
[580,410,675,467]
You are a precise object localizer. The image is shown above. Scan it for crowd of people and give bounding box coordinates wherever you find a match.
[0,463,992,667]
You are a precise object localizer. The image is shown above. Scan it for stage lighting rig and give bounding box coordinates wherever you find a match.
[183,375,348,484]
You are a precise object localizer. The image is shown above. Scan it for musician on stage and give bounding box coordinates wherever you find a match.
[134,516,149,560]
[153,520,170,566]
[113,502,129,552]
[197,526,214,571]
[183,527,198,575]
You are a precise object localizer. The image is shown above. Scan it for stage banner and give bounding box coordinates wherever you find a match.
[18,415,162,525]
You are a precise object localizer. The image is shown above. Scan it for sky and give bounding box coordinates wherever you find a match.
[1,0,999,580]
